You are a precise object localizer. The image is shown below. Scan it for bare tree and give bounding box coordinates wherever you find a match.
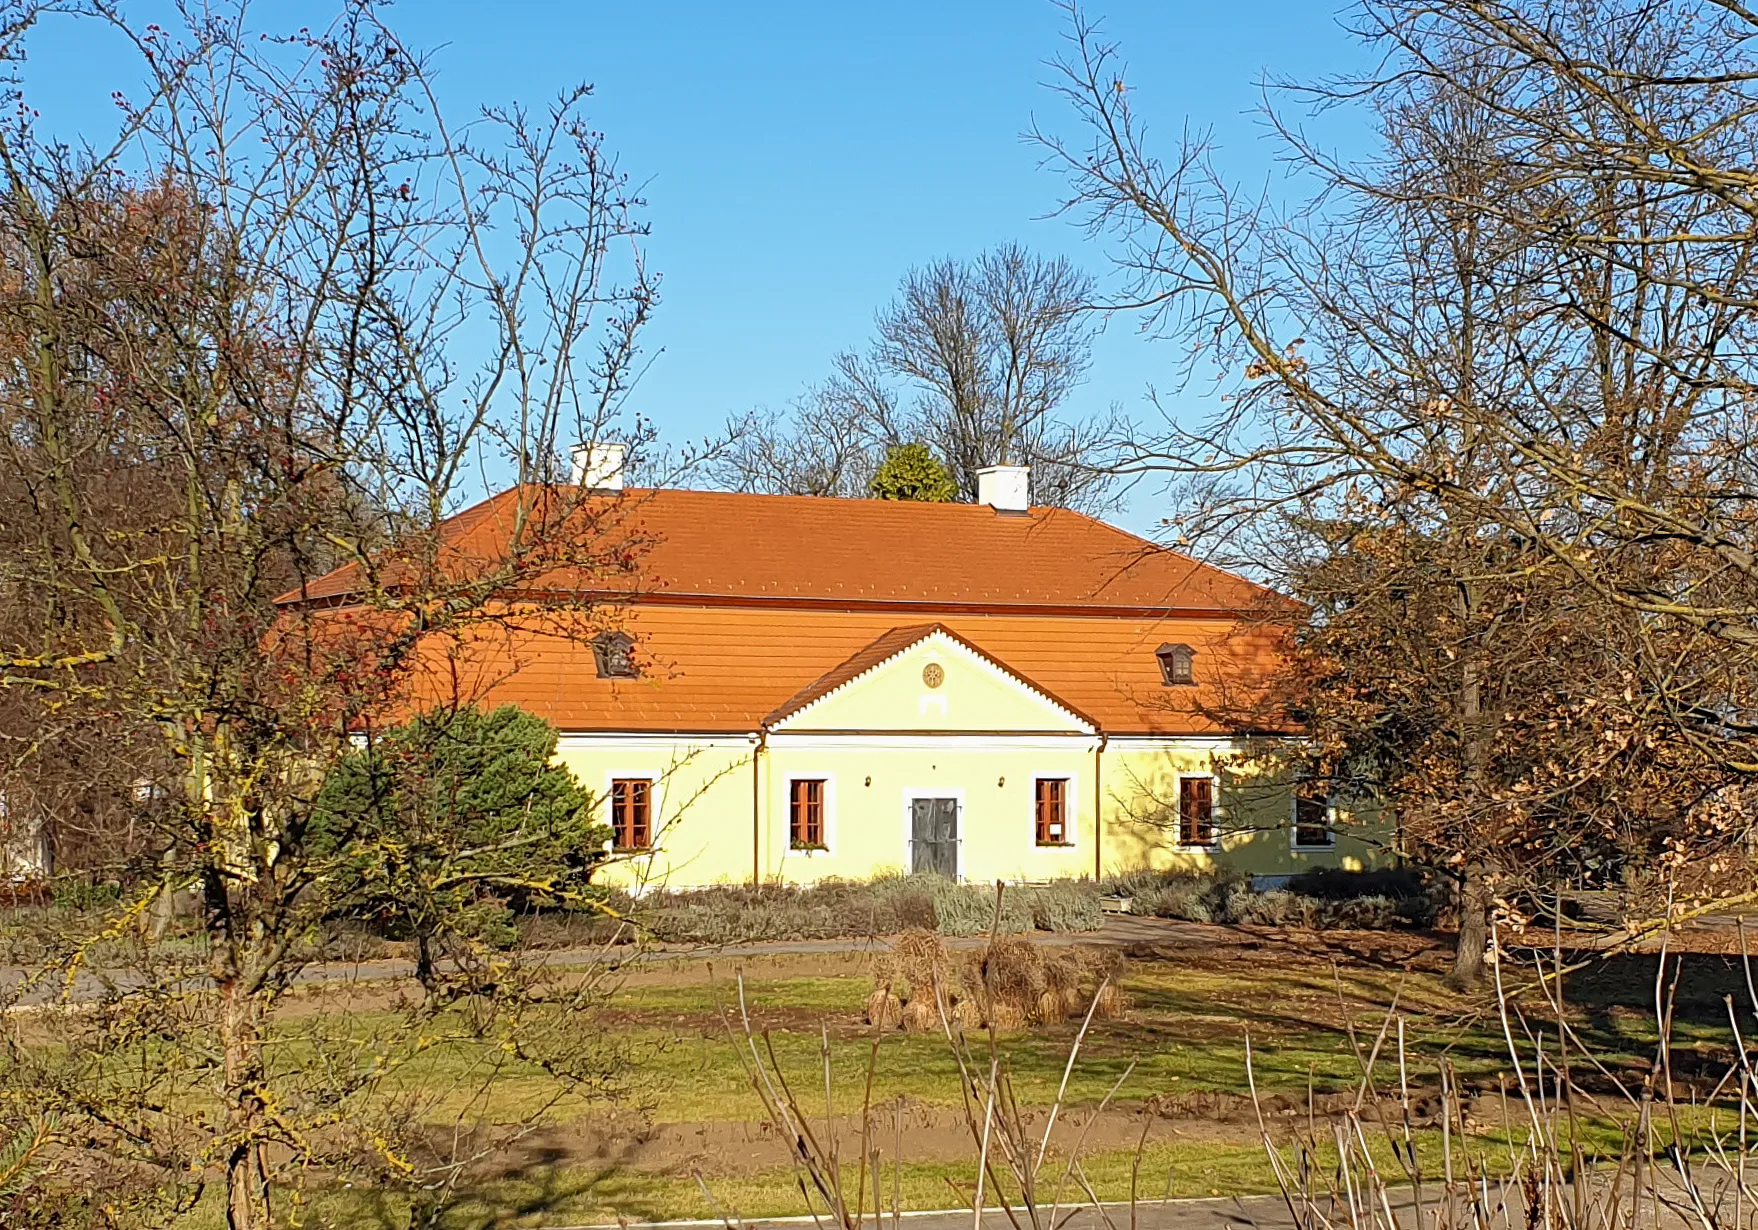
[713,243,1119,508]
[1039,0,1758,980]
[876,245,1103,496]
[710,378,886,497]
[0,2,660,1225]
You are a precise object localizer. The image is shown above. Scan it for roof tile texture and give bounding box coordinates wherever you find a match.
[295,486,1291,736]
[399,604,1287,735]
[290,487,1276,612]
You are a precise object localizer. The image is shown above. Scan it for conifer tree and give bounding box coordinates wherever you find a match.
[311,705,606,985]
[868,442,957,502]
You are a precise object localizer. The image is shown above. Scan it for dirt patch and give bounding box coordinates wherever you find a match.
[465,1099,1254,1180]
[1115,926,1453,976]
[1146,1086,1467,1127]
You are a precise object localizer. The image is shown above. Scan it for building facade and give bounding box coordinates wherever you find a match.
[297,460,1375,888]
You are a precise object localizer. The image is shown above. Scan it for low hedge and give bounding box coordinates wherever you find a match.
[1114,866,1436,928]
[627,874,1103,945]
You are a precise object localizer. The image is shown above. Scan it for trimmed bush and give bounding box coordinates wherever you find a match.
[1019,880,1105,932]
[1112,867,1246,923]
[929,878,1035,935]
[1101,866,1422,931]
[1317,894,1404,928]
[1284,866,1437,926]
[509,865,1424,949]
[1127,879,1217,923]
[621,874,1100,944]
[1284,866,1429,901]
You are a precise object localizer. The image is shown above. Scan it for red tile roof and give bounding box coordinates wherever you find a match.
[394,604,1289,736]
[293,486,1295,736]
[284,486,1280,614]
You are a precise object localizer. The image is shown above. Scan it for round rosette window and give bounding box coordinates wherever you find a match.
[921,662,945,688]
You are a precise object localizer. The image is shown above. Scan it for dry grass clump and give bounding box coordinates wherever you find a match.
[863,986,902,1030]
[865,931,1128,1033]
[900,997,940,1033]
[892,927,946,987]
[866,929,949,1028]
[1038,947,1087,1020]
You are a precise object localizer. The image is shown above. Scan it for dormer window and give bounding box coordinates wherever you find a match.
[1156,643,1195,687]
[592,630,637,679]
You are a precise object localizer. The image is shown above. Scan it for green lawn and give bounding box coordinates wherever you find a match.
[200,1114,1697,1228]
[32,938,1746,1225]
[296,949,1706,1128]
[310,1139,1366,1227]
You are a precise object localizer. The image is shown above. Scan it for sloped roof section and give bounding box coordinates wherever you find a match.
[760,623,1100,731]
[284,486,1280,613]
[387,604,1292,736]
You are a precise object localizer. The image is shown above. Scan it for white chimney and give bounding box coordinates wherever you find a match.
[569,441,626,490]
[976,465,1030,512]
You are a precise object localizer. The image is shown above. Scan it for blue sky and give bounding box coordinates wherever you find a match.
[37,2,1372,534]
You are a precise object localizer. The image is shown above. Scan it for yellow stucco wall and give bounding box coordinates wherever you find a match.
[1098,740,1381,878]
[556,630,1384,888]
[557,735,1382,888]
[789,634,1083,733]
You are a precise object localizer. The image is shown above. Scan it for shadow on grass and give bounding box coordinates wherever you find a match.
[436,1158,651,1230]
[314,1139,688,1229]
[1563,951,1755,1026]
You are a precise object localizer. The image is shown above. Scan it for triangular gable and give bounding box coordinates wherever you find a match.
[764,624,1098,734]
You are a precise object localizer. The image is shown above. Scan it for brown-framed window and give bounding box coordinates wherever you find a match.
[1179,776,1215,847]
[789,779,826,849]
[1034,778,1069,845]
[611,778,652,850]
[592,630,638,679]
[1294,794,1334,848]
[1157,642,1195,687]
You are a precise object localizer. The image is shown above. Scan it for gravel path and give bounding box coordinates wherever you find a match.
[581,1192,1301,1230]
[0,914,1225,1006]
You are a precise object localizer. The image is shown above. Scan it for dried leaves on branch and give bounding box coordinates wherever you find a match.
[1040,0,1758,981]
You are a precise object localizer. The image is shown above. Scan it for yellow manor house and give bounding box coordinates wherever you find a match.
[299,451,1374,889]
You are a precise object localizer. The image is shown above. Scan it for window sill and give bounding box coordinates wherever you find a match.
[786,845,830,855]
[1034,841,1076,849]
[612,846,653,855]
[1292,843,1336,852]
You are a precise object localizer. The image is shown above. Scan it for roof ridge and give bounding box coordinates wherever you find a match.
[283,484,1287,613]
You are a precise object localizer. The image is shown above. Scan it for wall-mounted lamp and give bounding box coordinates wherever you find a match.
[864,776,872,788]
[997,776,1005,788]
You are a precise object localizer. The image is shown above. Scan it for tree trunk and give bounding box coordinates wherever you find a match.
[1450,560,1496,990]
[147,847,182,941]
[1450,865,1492,988]
[415,930,436,991]
[221,976,271,1230]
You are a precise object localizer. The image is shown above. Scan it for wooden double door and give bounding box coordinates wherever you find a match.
[909,796,959,879]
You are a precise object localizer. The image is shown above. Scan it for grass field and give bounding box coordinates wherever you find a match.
[238,926,1737,1226]
[23,922,1746,1227]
